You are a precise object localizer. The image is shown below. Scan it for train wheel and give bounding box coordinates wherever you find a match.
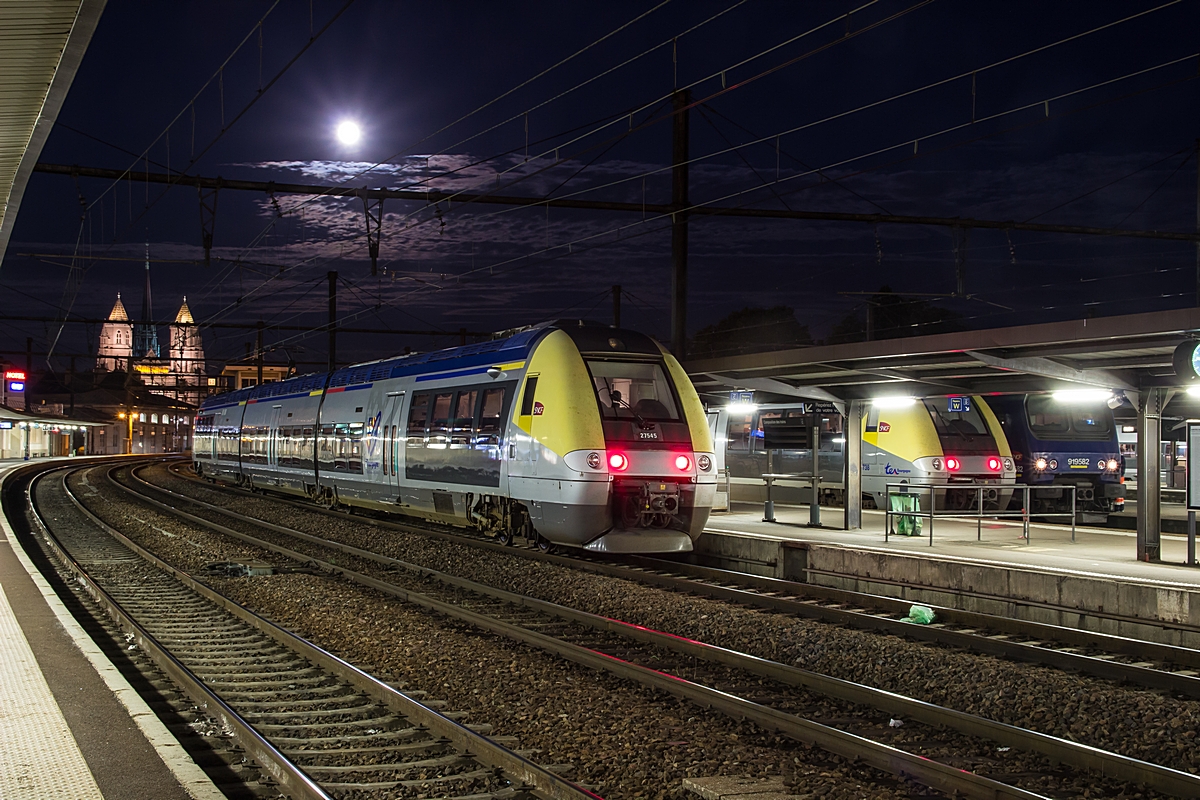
[536,534,556,554]
[495,528,513,546]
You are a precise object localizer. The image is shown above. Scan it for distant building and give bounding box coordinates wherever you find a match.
[93,250,208,407]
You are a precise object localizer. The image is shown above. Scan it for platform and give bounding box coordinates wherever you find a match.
[0,459,221,799]
[697,501,1200,645]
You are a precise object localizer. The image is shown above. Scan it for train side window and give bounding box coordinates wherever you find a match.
[727,412,753,452]
[451,390,478,446]
[348,422,364,473]
[520,376,538,415]
[302,427,314,464]
[478,388,506,437]
[318,423,335,471]
[429,393,453,445]
[390,425,398,475]
[407,393,430,439]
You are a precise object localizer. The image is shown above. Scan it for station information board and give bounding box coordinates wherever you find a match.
[1188,421,1200,511]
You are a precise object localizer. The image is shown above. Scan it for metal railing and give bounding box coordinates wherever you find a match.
[884,482,1076,546]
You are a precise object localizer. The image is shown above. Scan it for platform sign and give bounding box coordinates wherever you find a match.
[948,396,972,413]
[1189,422,1200,511]
[729,391,754,405]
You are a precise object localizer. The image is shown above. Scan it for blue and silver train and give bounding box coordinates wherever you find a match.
[987,393,1124,521]
[194,321,717,554]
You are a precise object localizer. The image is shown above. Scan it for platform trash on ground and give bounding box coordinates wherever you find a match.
[902,604,936,624]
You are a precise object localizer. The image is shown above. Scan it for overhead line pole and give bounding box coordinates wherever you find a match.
[671,89,690,360]
[328,271,337,373]
[35,162,1200,243]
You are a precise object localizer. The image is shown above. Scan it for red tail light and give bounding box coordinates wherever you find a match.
[674,454,692,471]
[986,456,1002,471]
[608,452,629,471]
[944,456,962,472]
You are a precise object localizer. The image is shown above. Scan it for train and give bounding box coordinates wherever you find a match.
[194,321,717,554]
[988,393,1124,522]
[707,396,1016,511]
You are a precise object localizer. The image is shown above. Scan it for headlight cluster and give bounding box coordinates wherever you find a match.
[587,452,602,469]
[697,454,712,471]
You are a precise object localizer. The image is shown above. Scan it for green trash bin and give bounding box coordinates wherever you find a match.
[890,492,922,536]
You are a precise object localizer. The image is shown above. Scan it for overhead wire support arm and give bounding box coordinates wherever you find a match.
[362,195,384,276]
[198,184,220,266]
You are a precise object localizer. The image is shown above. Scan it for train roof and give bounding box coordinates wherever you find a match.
[198,320,668,412]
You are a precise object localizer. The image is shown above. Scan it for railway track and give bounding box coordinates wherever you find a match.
[168,460,1200,700]
[18,463,597,800]
[97,458,1200,798]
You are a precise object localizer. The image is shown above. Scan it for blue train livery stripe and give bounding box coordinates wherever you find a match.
[247,390,322,404]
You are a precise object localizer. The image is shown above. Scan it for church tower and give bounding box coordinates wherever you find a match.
[132,244,160,358]
[96,294,133,372]
[169,296,205,380]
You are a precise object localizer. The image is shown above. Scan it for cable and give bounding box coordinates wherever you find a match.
[1114,149,1194,228]
[1026,146,1193,222]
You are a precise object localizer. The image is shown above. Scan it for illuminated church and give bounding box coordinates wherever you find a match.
[95,254,207,407]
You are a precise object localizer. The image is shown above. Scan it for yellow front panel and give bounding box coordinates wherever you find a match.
[661,347,714,452]
[522,329,605,456]
[864,401,942,460]
[976,396,1011,457]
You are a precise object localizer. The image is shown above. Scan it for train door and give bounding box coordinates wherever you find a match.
[381,391,404,497]
[514,374,540,475]
[707,409,729,511]
[268,406,282,467]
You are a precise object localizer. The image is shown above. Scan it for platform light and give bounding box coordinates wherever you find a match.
[944,456,961,471]
[1051,388,1112,403]
[608,452,629,471]
[674,454,692,471]
[872,396,916,409]
[726,402,757,414]
[1188,385,1200,397]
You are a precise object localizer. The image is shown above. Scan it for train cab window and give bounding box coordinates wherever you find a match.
[588,360,679,421]
[923,400,986,437]
[429,393,453,447]
[1025,395,1071,436]
[520,377,538,415]
[450,390,478,447]
[407,393,430,439]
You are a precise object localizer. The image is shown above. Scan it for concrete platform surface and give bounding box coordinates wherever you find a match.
[0,459,222,800]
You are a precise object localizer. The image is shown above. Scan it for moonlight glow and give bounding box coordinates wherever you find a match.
[336,120,362,145]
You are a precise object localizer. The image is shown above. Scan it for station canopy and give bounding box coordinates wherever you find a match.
[685,307,1200,409]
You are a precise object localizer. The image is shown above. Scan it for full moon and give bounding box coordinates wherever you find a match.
[336,120,362,145]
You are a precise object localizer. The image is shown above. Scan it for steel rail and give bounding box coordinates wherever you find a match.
[27,462,599,800]
[127,464,1200,797]
[20,468,333,800]
[172,461,1200,695]
[125,465,1199,799]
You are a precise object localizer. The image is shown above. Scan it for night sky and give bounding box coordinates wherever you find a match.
[5,0,1200,373]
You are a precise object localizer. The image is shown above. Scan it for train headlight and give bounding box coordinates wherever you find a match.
[608,452,629,471]
[986,456,1002,471]
[944,456,961,472]
[586,452,601,469]
[697,454,712,471]
[1048,459,1059,470]
[1035,457,1048,470]
[674,454,692,471]
[1003,458,1013,471]
[931,457,942,471]
[1106,458,1119,471]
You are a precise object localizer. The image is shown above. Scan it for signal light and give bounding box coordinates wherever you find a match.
[986,456,1002,471]
[944,456,962,472]
[608,452,629,471]
[674,454,692,471]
